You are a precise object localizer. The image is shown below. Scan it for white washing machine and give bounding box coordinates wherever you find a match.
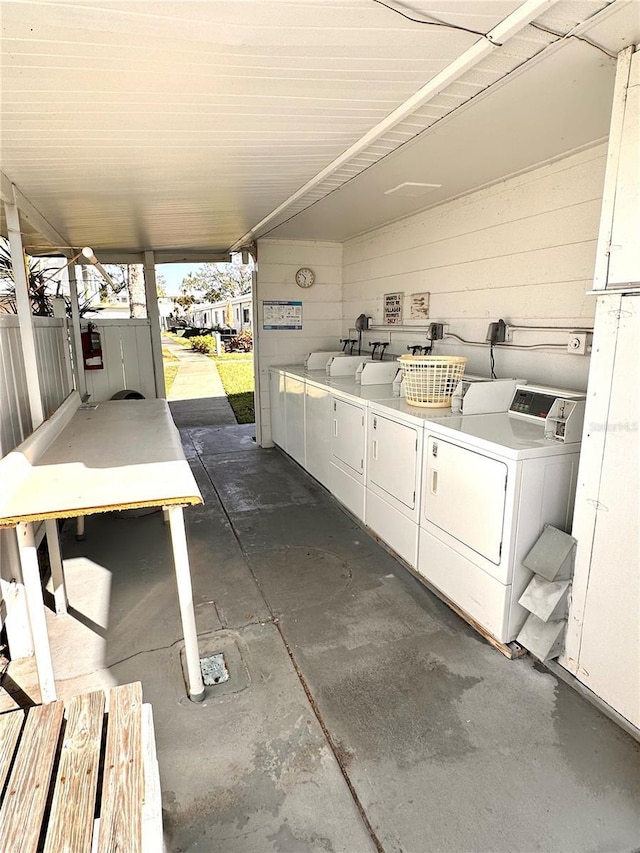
[328,376,401,521]
[365,379,520,570]
[417,385,586,645]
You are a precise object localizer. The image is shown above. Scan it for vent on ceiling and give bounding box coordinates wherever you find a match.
[384,182,442,197]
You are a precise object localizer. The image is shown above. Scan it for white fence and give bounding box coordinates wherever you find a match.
[0,315,157,659]
[83,318,157,402]
[0,316,72,456]
[0,315,73,657]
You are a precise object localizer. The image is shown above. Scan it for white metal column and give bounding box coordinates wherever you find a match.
[4,201,44,429]
[66,263,87,400]
[143,250,166,399]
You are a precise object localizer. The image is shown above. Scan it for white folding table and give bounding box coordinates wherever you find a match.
[0,391,206,703]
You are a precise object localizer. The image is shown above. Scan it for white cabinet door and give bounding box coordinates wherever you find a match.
[331,397,365,476]
[285,375,305,466]
[269,370,286,449]
[305,382,331,487]
[423,436,507,565]
[368,413,418,509]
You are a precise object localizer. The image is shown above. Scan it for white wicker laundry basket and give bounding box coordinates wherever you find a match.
[397,355,468,408]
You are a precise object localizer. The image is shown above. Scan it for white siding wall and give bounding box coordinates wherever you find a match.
[255,239,343,446]
[343,144,607,390]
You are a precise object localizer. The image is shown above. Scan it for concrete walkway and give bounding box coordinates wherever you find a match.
[162,334,237,427]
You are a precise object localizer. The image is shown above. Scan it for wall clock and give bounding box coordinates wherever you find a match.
[295,267,315,288]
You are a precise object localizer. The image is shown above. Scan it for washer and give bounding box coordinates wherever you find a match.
[417,385,586,645]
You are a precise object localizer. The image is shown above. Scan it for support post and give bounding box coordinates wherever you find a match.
[76,515,85,541]
[45,518,68,616]
[16,522,57,703]
[66,263,87,400]
[4,201,44,428]
[143,251,166,399]
[166,505,205,702]
[0,530,33,659]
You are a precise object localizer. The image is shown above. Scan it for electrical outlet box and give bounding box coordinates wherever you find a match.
[567,332,590,355]
[486,320,507,344]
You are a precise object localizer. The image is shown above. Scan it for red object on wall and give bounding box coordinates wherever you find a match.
[81,323,104,370]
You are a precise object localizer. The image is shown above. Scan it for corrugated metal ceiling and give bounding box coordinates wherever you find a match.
[0,0,630,256]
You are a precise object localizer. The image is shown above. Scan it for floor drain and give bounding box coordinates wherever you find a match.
[200,652,229,686]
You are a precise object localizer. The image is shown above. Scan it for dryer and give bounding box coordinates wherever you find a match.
[417,385,585,645]
[366,380,519,570]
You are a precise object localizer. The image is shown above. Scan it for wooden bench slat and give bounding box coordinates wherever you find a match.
[0,701,65,853]
[97,682,144,852]
[43,690,106,853]
[141,703,163,853]
[0,710,25,799]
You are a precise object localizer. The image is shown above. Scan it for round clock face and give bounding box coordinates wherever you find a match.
[295,267,315,288]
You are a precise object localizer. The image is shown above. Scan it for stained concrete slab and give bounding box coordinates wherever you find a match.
[202,449,322,514]
[169,397,237,429]
[243,512,640,853]
[189,423,257,456]
[110,625,377,853]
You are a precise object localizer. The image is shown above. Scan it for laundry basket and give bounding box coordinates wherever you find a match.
[397,355,467,407]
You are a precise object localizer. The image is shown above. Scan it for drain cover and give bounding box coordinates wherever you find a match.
[200,653,229,686]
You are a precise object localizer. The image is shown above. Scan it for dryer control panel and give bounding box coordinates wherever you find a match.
[508,384,586,442]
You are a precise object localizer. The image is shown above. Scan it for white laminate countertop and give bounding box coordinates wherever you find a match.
[0,397,202,527]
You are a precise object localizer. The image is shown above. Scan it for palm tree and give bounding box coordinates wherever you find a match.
[0,237,57,316]
[0,238,99,317]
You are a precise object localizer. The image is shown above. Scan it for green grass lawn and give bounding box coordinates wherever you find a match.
[163,331,193,347]
[162,347,180,394]
[214,357,255,424]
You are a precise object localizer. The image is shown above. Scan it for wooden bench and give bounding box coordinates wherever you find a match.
[0,682,162,852]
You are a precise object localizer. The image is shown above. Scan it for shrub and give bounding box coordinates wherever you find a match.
[190,335,216,354]
[225,330,253,352]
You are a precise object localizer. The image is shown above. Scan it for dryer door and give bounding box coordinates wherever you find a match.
[369,413,418,509]
[424,435,507,565]
[331,397,365,475]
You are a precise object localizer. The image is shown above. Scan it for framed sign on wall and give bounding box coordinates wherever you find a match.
[262,300,303,330]
[409,291,430,322]
[383,292,403,325]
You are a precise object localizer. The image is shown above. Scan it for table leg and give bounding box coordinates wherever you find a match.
[45,518,68,615]
[166,506,205,702]
[75,516,85,541]
[16,522,57,703]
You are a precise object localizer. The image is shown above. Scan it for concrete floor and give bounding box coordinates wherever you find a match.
[16,412,640,852]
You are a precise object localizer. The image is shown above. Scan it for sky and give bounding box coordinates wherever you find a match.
[156,263,201,296]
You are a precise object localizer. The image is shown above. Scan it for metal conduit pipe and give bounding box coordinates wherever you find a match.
[444,333,567,350]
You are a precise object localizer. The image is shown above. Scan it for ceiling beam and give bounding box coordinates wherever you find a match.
[25,248,232,264]
[1,171,74,256]
[229,0,558,252]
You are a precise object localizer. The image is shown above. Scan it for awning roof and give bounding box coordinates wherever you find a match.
[1,0,638,259]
